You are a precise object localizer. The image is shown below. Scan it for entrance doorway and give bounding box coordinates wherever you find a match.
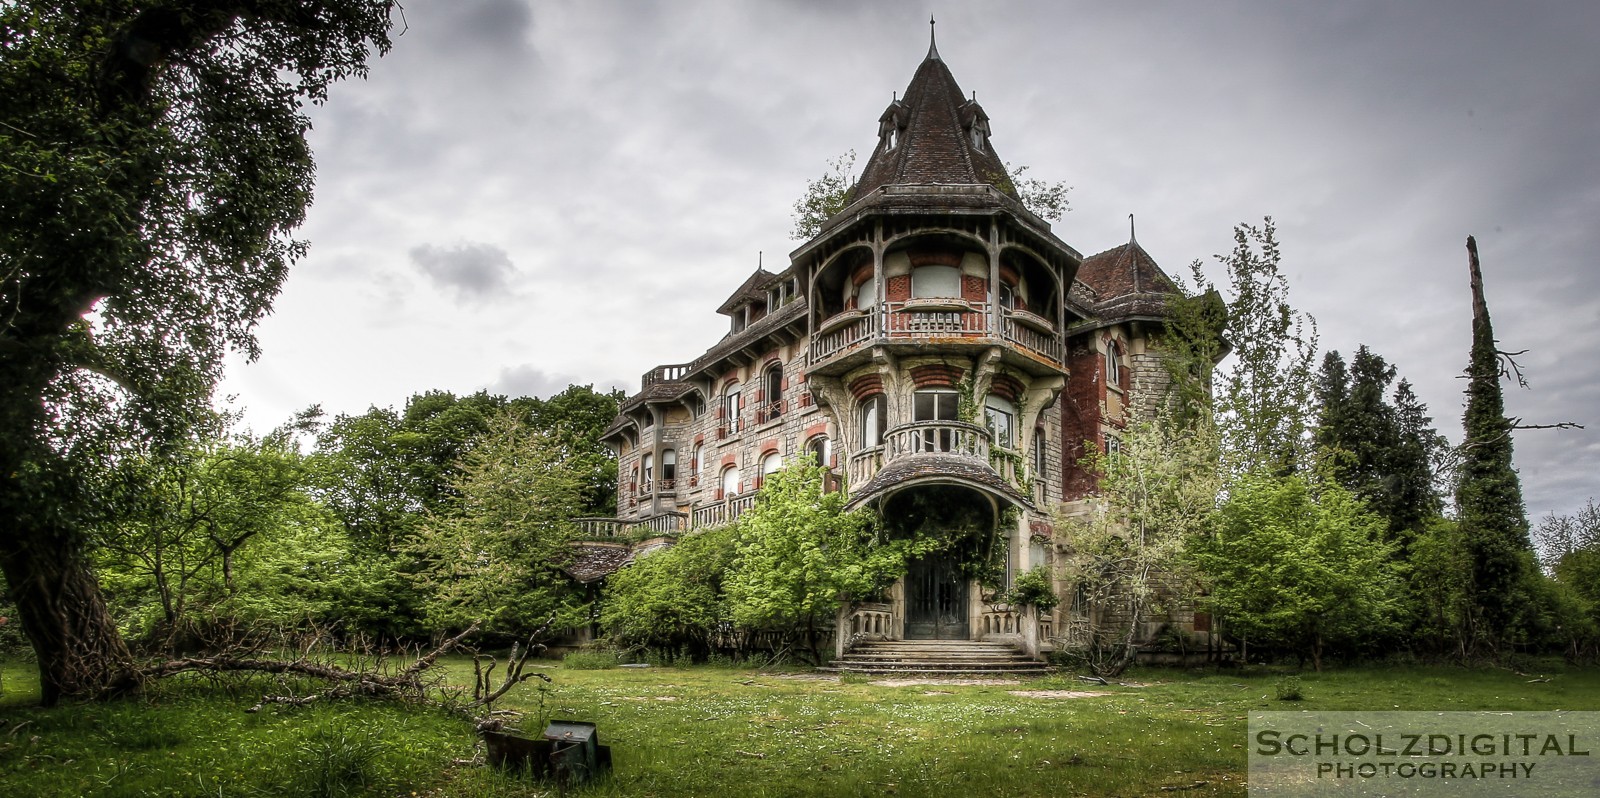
[904,555,969,639]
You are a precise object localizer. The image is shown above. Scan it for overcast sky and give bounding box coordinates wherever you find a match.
[219,0,1600,523]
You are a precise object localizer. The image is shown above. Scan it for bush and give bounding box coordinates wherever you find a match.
[1005,566,1059,611]
[562,650,620,670]
[1274,675,1304,701]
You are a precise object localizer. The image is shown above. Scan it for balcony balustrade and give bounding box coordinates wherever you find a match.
[847,421,994,490]
[809,300,1062,366]
[689,492,758,529]
[640,363,691,387]
[574,512,686,539]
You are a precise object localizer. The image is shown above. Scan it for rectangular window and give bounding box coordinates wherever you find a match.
[913,390,959,421]
[860,395,887,447]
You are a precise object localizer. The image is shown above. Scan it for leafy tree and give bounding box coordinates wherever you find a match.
[723,458,896,663]
[1454,237,1535,656]
[1058,410,1220,676]
[995,163,1071,222]
[1192,471,1405,670]
[407,410,586,637]
[1534,500,1600,660]
[790,150,857,240]
[95,433,329,647]
[525,384,624,516]
[1407,517,1474,656]
[601,524,739,651]
[1192,218,1319,478]
[0,1,393,704]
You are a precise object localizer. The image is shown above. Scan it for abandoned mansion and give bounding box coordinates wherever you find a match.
[578,33,1211,667]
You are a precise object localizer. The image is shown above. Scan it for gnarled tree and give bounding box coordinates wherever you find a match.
[0,1,393,704]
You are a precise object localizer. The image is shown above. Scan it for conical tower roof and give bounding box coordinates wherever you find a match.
[847,28,1017,203]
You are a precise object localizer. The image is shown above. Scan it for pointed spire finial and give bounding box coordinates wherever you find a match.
[927,14,940,61]
[1129,213,1137,244]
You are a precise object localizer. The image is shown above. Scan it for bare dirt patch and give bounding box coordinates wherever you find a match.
[869,678,1023,687]
[1007,690,1115,699]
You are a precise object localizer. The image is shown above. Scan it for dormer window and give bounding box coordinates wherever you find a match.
[970,118,990,152]
[879,111,901,152]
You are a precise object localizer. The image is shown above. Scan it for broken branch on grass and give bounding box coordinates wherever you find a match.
[137,622,481,709]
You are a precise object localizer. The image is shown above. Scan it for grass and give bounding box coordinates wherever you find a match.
[3,656,1598,797]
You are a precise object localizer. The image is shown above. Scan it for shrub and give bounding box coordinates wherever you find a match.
[1274,675,1304,701]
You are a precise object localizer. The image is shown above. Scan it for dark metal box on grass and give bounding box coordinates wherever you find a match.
[482,720,612,782]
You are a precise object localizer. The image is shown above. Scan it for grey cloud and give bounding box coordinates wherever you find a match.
[409,242,515,300]
[489,364,625,400]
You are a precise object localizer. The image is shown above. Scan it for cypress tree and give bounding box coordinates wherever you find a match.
[1455,236,1534,655]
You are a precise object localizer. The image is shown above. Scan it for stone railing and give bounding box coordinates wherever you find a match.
[574,513,685,539]
[811,301,1065,367]
[809,309,878,364]
[848,446,884,488]
[1037,617,1055,642]
[883,420,992,465]
[575,518,626,538]
[1002,313,1063,361]
[980,606,1023,637]
[641,363,691,387]
[633,512,686,535]
[689,492,758,529]
[885,299,987,337]
[847,602,895,640]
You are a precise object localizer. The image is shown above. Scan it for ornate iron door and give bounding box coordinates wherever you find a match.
[904,556,969,639]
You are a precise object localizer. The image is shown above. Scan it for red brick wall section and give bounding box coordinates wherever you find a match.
[990,373,1024,403]
[1059,343,1105,501]
[961,275,987,302]
[886,275,911,302]
[907,249,964,268]
[849,374,884,402]
[910,364,965,389]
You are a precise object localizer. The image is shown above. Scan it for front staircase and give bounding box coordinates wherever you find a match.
[822,639,1051,677]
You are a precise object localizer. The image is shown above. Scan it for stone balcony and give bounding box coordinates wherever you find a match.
[809,300,1064,373]
[845,421,1033,510]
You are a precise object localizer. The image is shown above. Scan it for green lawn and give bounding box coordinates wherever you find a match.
[3,657,1598,797]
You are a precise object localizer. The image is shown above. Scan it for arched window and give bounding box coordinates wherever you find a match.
[911,265,960,299]
[984,396,1016,449]
[762,362,784,421]
[859,394,887,448]
[759,451,782,487]
[641,453,654,490]
[722,382,742,434]
[720,465,740,498]
[1106,340,1124,388]
[691,443,704,486]
[807,435,832,469]
[1032,429,1048,502]
[661,449,676,484]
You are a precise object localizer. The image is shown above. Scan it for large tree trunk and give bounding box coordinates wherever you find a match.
[0,524,135,706]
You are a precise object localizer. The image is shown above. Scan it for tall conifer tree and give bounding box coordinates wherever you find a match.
[1455,236,1534,655]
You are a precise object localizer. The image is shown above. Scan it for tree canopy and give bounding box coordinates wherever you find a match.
[0,0,394,704]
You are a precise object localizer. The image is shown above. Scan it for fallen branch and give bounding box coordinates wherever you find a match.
[136,622,481,709]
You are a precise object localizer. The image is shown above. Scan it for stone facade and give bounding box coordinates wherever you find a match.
[588,35,1213,662]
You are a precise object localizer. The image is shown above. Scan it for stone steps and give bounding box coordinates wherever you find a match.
[821,639,1051,676]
